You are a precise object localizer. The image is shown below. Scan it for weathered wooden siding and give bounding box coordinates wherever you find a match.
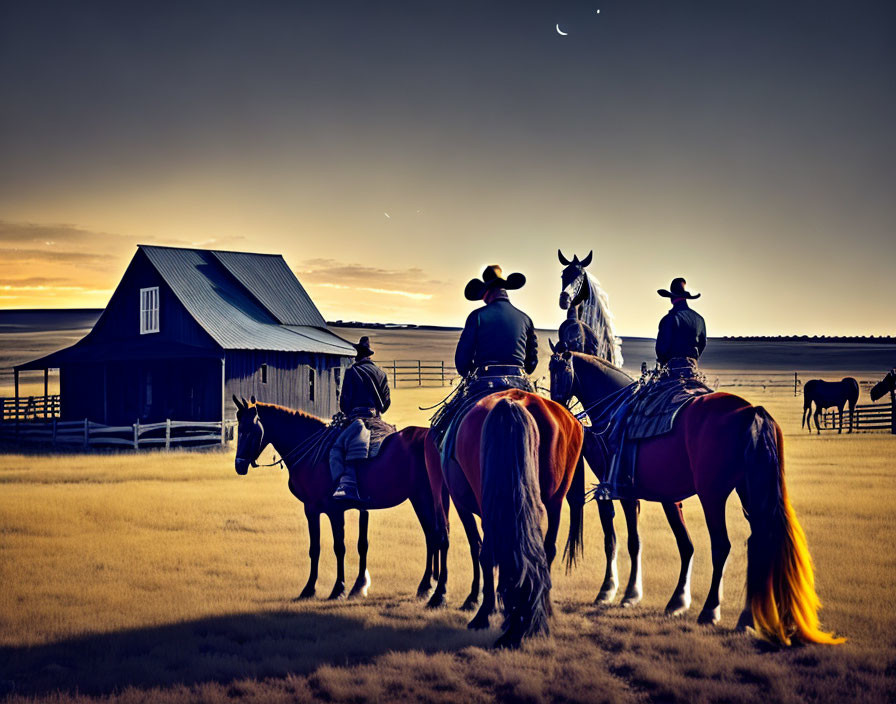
[224,351,348,421]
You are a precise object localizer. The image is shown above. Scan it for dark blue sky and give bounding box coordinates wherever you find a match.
[1,1,894,333]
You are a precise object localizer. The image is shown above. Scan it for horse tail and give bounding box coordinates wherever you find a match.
[480,398,551,646]
[742,406,844,645]
[563,454,585,573]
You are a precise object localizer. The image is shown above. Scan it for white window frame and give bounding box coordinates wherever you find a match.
[139,287,160,334]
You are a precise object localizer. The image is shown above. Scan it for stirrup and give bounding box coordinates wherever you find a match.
[332,481,361,502]
[593,484,614,501]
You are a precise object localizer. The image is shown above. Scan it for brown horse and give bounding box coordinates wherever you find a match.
[232,396,447,601]
[425,389,584,648]
[549,352,844,646]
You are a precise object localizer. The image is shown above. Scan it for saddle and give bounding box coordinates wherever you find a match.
[430,365,533,468]
[590,358,712,500]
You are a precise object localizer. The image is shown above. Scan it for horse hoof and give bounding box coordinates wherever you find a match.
[735,610,754,632]
[664,597,691,617]
[348,584,369,599]
[327,587,347,601]
[493,631,521,649]
[594,588,617,606]
[294,589,315,601]
[621,593,642,608]
[467,613,491,630]
[416,585,432,599]
[697,607,721,625]
[426,592,447,609]
[459,595,480,612]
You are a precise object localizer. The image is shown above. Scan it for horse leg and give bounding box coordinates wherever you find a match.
[407,491,436,599]
[543,498,562,570]
[661,501,694,617]
[295,506,320,600]
[594,500,619,604]
[468,564,495,630]
[813,407,822,435]
[326,510,347,600]
[349,510,371,598]
[457,506,483,611]
[620,498,642,608]
[697,496,731,625]
[837,405,844,434]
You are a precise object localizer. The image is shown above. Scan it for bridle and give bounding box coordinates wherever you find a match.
[236,408,337,471]
[560,268,586,310]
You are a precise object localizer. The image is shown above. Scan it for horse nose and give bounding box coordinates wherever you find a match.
[559,293,570,309]
[234,458,249,475]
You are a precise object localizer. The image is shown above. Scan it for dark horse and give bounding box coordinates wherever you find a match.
[549,351,844,645]
[558,255,691,611]
[425,390,584,648]
[802,378,860,434]
[232,396,446,601]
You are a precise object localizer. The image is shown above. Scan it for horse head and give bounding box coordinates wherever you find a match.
[558,250,593,310]
[548,339,575,406]
[233,394,265,475]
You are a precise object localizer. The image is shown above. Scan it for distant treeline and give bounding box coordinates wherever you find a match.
[721,335,896,344]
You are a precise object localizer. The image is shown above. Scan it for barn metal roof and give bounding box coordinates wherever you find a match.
[139,245,354,354]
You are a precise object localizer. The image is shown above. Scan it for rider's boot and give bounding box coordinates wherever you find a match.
[333,462,362,502]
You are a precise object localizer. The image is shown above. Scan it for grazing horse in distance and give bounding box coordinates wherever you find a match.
[802,378,860,434]
[231,396,447,602]
[550,350,844,646]
[425,390,583,648]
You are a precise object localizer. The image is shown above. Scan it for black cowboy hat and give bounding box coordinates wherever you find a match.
[352,336,374,357]
[464,264,526,301]
[658,277,701,300]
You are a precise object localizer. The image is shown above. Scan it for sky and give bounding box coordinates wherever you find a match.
[1,0,893,337]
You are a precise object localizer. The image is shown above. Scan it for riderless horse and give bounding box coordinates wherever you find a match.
[549,351,843,645]
[425,391,584,648]
[557,252,692,611]
[232,396,452,601]
[802,378,860,434]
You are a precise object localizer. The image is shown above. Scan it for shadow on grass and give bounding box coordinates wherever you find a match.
[1,608,487,697]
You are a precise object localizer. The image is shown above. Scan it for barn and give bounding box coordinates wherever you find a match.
[14,245,355,426]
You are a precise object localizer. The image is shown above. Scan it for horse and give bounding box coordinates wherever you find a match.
[231,395,448,601]
[557,249,623,366]
[548,351,844,646]
[425,389,584,648]
[557,255,690,611]
[802,378,860,434]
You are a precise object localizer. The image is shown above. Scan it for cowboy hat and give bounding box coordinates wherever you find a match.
[464,264,526,301]
[352,336,374,357]
[657,277,701,300]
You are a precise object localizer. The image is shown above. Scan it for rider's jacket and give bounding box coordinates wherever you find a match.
[655,300,707,365]
[455,291,538,376]
[339,358,391,417]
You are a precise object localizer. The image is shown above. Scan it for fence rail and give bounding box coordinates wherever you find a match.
[0,417,235,450]
[1,394,60,421]
[379,360,459,388]
[817,401,895,433]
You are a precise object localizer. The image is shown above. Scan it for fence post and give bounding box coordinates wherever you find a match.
[393,361,397,389]
[793,372,798,397]
[133,421,139,450]
[165,418,171,450]
[83,418,89,449]
[417,360,422,386]
[891,390,896,436]
[441,360,445,386]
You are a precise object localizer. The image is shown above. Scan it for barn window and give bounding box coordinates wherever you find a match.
[309,368,315,403]
[261,363,268,384]
[139,287,159,334]
[333,367,341,400]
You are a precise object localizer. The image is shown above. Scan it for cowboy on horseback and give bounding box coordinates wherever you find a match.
[330,336,392,502]
[430,264,538,451]
[655,277,706,373]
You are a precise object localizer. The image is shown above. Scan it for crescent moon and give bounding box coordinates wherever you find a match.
[555,24,568,36]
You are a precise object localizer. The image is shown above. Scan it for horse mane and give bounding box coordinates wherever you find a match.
[255,402,327,428]
[580,272,623,367]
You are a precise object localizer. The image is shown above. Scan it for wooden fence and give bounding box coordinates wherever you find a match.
[817,401,896,434]
[0,418,236,450]
[379,360,459,388]
[1,394,60,421]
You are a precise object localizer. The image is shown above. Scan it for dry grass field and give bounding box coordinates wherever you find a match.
[1,320,895,702]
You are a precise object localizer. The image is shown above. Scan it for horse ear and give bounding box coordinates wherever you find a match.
[548,338,556,353]
[241,396,249,408]
[232,394,244,410]
[558,249,571,266]
[580,250,593,267]
[250,395,257,405]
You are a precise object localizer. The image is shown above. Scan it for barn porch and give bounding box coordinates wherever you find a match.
[14,340,224,426]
